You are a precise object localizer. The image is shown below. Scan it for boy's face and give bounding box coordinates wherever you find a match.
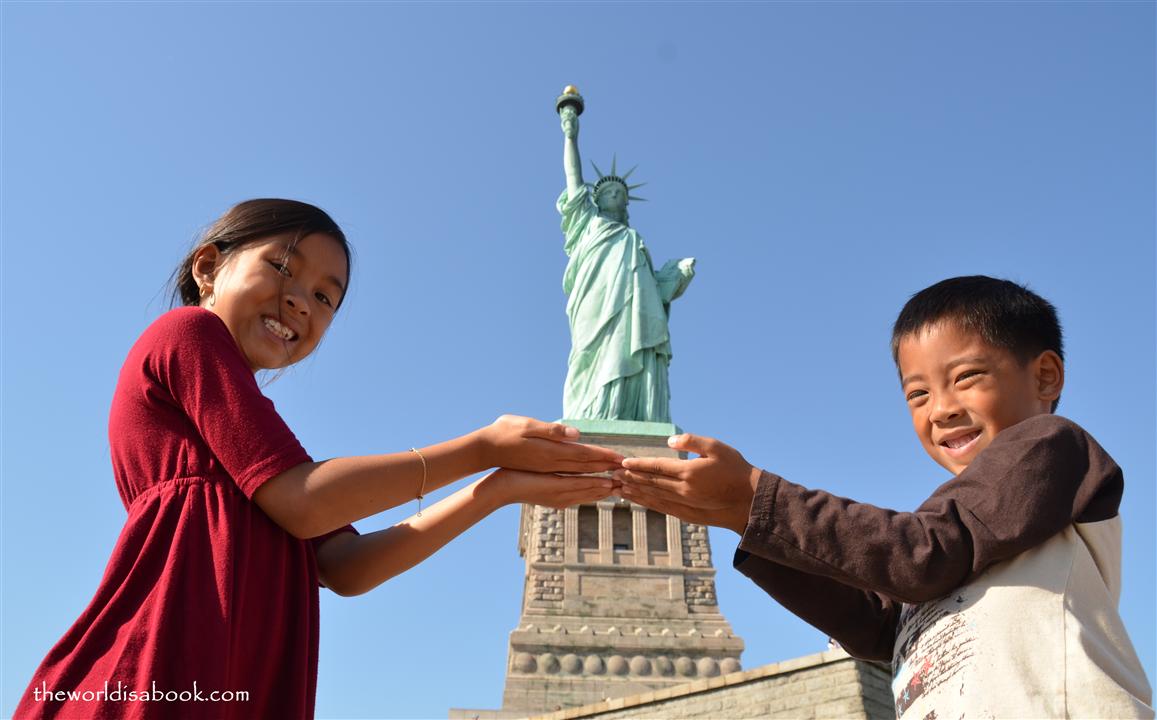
[897,321,1063,475]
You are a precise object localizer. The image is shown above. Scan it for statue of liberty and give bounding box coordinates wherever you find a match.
[556,87,695,424]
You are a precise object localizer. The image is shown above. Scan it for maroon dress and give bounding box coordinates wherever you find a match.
[16,307,354,719]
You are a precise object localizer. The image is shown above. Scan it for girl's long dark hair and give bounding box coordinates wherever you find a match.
[171,199,352,309]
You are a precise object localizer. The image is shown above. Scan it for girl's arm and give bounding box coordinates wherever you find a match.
[254,415,622,539]
[315,469,615,596]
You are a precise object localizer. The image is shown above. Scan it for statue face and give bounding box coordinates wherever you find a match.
[596,183,627,213]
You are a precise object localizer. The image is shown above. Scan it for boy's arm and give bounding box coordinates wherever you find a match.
[739,415,1121,603]
[622,415,1122,604]
[617,436,901,660]
[733,549,902,662]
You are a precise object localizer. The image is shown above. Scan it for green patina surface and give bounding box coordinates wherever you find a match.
[556,88,695,424]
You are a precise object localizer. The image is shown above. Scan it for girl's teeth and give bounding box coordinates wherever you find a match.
[264,318,293,340]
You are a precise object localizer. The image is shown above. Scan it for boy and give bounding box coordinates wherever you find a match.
[617,275,1153,719]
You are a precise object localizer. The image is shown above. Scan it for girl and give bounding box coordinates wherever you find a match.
[15,199,621,719]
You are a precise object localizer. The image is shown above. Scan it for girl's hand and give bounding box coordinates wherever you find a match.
[615,433,762,535]
[476,415,623,473]
[479,468,616,509]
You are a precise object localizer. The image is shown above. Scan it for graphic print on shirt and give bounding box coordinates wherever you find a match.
[893,594,977,718]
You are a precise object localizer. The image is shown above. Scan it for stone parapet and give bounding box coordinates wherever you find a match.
[453,651,893,720]
[541,649,891,720]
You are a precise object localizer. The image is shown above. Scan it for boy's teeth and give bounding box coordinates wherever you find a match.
[945,432,978,449]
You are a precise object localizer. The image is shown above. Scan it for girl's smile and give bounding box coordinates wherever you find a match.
[263,315,299,342]
[194,232,349,371]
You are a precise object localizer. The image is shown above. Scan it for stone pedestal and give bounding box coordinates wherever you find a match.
[494,421,745,714]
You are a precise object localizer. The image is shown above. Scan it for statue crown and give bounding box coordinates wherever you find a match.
[591,155,647,202]
[594,174,629,194]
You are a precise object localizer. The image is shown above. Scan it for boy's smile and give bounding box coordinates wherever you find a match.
[897,321,1063,475]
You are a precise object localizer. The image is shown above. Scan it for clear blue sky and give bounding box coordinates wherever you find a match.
[2,2,1153,718]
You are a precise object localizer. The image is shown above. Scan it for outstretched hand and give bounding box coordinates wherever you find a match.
[481,468,615,510]
[477,415,623,474]
[616,434,761,535]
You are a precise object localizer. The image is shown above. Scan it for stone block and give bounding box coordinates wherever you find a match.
[718,694,745,710]
[765,697,788,712]
[804,673,835,691]
[815,698,867,719]
[771,702,815,720]
[808,684,858,705]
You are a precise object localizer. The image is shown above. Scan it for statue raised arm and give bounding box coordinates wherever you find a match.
[560,104,583,201]
[553,86,696,424]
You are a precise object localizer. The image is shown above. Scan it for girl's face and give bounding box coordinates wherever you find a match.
[195,232,349,372]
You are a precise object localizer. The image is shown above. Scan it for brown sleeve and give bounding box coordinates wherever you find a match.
[735,413,1122,611]
[734,549,902,661]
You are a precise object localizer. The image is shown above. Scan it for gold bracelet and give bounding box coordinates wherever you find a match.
[410,447,428,516]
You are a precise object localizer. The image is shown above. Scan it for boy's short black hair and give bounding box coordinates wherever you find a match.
[891,275,1064,368]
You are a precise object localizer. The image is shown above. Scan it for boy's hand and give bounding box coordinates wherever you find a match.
[480,468,616,509]
[477,415,623,473]
[616,434,761,535]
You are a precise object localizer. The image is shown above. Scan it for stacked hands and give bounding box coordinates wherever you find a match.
[475,415,623,510]
[616,434,763,535]
[484,416,760,534]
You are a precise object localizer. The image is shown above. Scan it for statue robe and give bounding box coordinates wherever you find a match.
[558,184,693,422]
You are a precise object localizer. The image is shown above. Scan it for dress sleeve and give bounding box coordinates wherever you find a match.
[737,414,1122,604]
[310,524,357,546]
[147,308,312,499]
